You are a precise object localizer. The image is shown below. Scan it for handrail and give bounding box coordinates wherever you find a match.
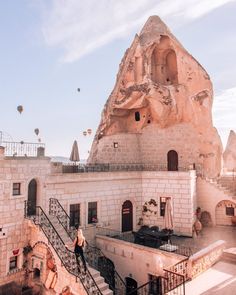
[49,198,126,294]
[24,201,103,295]
[49,198,76,240]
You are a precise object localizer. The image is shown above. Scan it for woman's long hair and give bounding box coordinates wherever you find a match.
[77,229,85,246]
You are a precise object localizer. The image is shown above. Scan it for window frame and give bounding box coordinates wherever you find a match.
[9,256,18,271]
[226,206,234,216]
[88,201,98,224]
[12,183,21,196]
[160,197,167,217]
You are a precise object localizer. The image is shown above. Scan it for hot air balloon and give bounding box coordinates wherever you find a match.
[87,128,92,135]
[83,131,87,136]
[77,88,80,92]
[34,128,39,136]
[17,105,23,114]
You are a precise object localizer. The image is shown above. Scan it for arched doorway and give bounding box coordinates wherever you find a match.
[98,257,115,290]
[27,179,37,216]
[122,200,133,232]
[126,277,137,295]
[167,150,178,171]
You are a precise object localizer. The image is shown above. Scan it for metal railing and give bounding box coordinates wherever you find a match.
[126,272,185,295]
[49,198,126,294]
[61,163,200,174]
[49,198,77,240]
[24,202,103,295]
[96,227,192,257]
[1,141,45,157]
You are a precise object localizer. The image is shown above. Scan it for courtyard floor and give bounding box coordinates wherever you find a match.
[171,225,236,253]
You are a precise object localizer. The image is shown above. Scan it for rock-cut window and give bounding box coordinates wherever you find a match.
[135,111,140,121]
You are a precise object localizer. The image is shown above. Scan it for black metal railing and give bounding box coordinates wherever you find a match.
[24,202,103,295]
[1,141,45,157]
[49,198,77,240]
[163,269,185,295]
[85,245,126,295]
[61,163,201,174]
[126,271,185,295]
[165,258,189,282]
[49,198,126,294]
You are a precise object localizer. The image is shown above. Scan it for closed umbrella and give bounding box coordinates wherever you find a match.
[164,198,173,230]
[70,140,80,162]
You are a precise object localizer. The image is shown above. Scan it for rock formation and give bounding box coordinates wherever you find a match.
[223,130,236,172]
[88,16,222,177]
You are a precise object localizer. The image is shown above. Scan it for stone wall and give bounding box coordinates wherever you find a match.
[46,170,196,236]
[0,157,51,285]
[96,235,183,286]
[187,240,226,279]
[141,171,196,236]
[45,171,143,231]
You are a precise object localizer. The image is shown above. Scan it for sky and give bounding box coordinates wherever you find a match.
[0,0,236,159]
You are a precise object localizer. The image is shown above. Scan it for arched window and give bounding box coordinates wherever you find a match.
[150,40,178,85]
[167,150,178,171]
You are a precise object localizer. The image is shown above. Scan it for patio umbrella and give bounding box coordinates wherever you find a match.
[164,198,173,230]
[70,140,80,163]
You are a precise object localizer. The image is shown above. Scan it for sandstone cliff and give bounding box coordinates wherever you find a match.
[88,16,222,177]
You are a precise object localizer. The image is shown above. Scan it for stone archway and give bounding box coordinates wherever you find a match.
[30,241,58,290]
[215,200,236,226]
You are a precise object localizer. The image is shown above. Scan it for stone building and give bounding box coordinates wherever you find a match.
[0,16,235,295]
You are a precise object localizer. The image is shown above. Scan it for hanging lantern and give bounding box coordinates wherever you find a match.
[87,128,92,135]
[83,131,87,136]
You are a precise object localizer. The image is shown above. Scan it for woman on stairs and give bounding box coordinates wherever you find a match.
[66,228,87,274]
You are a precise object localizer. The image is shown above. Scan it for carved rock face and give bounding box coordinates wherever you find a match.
[223,130,236,171]
[88,16,222,177]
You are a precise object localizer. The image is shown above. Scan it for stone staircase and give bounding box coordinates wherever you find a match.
[222,248,236,264]
[205,175,236,199]
[47,215,113,295]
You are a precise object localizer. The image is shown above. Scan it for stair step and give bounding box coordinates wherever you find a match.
[97,282,110,292]
[94,276,104,285]
[101,288,113,295]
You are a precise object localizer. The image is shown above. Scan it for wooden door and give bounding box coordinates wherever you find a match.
[122,200,133,232]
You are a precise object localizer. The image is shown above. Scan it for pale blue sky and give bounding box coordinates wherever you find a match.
[0,0,236,158]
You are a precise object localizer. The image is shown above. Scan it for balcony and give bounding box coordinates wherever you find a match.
[0,141,45,157]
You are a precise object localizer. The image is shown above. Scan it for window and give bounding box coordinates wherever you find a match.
[160,197,167,217]
[88,202,97,224]
[9,256,18,271]
[113,142,118,148]
[70,204,80,227]
[149,275,161,294]
[13,183,21,195]
[135,111,140,121]
[226,207,234,216]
